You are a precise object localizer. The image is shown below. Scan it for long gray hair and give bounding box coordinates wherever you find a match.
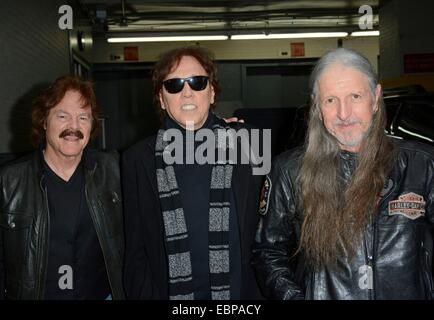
[296,48,395,268]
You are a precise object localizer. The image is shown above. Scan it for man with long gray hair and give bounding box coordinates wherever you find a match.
[252,48,434,299]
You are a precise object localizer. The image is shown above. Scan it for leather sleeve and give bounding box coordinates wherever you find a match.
[427,162,434,226]
[0,170,5,299]
[251,154,304,300]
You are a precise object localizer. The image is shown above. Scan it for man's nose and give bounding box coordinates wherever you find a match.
[181,81,193,97]
[337,100,352,121]
[69,116,80,129]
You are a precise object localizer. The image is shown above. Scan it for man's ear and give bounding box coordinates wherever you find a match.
[315,97,323,121]
[210,85,215,105]
[374,84,382,113]
[159,91,165,110]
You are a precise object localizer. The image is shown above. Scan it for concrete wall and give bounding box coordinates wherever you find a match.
[91,36,379,151]
[379,0,401,79]
[380,0,434,80]
[0,0,71,154]
[92,36,379,72]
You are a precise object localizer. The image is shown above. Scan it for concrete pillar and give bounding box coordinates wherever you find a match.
[379,0,434,90]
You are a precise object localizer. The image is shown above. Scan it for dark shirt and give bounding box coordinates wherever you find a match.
[43,160,110,299]
[164,112,241,299]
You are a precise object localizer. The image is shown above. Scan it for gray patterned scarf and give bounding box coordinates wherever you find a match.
[155,118,233,300]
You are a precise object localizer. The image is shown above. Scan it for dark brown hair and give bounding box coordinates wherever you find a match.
[30,75,100,147]
[152,46,220,120]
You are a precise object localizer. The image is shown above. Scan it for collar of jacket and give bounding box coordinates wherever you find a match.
[339,149,357,161]
[339,149,357,167]
[34,144,97,183]
[337,149,358,186]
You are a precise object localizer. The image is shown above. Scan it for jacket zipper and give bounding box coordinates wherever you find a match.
[367,178,395,300]
[363,221,374,300]
[36,178,50,299]
[371,219,377,300]
[421,241,434,298]
[425,250,434,297]
[84,177,116,299]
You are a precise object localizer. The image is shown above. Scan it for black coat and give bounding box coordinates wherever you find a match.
[252,139,434,299]
[122,127,265,299]
[0,149,125,299]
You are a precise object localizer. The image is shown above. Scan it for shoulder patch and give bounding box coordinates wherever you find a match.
[388,192,426,220]
[259,175,272,215]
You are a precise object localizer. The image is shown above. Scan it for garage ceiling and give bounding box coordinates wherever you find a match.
[72,0,381,37]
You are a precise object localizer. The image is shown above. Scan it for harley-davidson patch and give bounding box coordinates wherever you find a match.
[388,192,426,220]
[259,176,272,215]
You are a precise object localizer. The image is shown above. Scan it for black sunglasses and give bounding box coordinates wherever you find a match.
[162,76,209,94]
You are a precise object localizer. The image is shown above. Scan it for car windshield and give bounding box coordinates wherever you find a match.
[398,102,434,143]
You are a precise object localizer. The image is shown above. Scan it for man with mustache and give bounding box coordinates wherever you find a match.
[0,75,124,299]
[252,48,434,299]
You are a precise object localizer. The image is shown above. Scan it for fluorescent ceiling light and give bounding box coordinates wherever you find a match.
[351,31,380,37]
[231,32,348,40]
[107,35,228,43]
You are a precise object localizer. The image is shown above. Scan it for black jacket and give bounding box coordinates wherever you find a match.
[0,149,125,299]
[122,126,264,299]
[252,139,434,300]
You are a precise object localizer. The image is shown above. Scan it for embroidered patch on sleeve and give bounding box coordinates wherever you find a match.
[259,175,272,215]
[388,192,426,220]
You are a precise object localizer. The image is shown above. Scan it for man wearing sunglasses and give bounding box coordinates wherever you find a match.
[122,46,264,300]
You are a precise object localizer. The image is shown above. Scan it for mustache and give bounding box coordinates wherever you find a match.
[333,119,362,126]
[59,129,84,139]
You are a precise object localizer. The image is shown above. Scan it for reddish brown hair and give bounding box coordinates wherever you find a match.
[30,75,100,147]
[152,46,220,120]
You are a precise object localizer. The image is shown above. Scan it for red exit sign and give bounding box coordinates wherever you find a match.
[291,42,305,57]
[404,53,434,73]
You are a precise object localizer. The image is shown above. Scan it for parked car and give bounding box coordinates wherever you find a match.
[383,92,434,145]
[287,89,434,150]
[233,89,434,158]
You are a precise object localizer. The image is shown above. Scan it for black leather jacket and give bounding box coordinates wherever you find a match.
[252,139,434,300]
[0,149,125,299]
